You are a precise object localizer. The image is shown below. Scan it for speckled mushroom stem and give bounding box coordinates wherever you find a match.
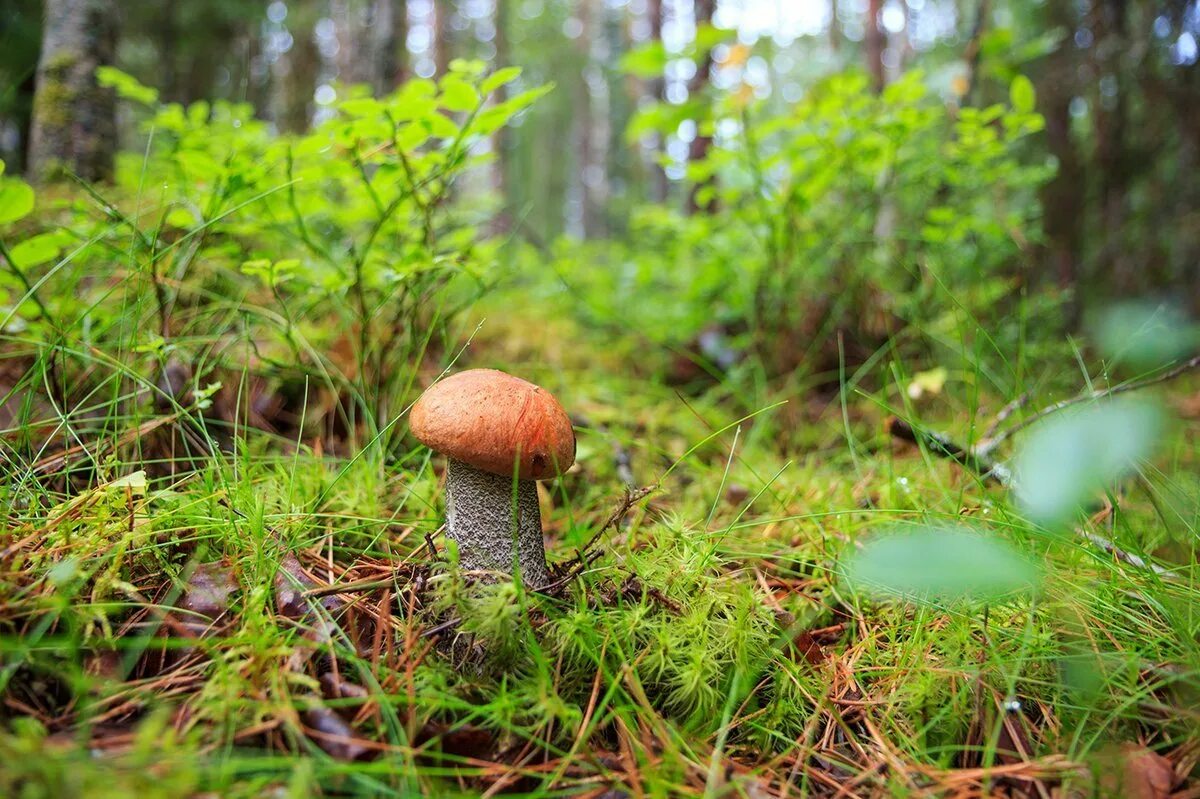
[444,458,552,587]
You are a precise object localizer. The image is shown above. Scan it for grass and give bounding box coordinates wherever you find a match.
[1,189,1199,798]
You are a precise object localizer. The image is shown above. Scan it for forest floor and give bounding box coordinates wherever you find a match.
[2,283,1199,799]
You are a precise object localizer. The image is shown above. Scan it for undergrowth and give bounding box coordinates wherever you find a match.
[1,64,1198,798]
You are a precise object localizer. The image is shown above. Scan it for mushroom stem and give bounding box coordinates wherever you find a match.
[444,458,551,587]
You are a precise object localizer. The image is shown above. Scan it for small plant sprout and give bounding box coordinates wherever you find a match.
[411,369,575,587]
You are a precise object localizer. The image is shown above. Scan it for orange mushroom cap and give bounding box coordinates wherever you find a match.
[410,369,576,480]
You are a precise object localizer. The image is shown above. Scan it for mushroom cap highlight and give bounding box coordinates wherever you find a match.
[410,369,576,480]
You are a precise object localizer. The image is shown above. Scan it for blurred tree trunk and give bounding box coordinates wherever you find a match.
[606,4,634,235]
[27,0,117,183]
[381,0,409,89]
[492,0,511,233]
[645,0,668,202]
[432,0,452,77]
[274,8,319,132]
[576,0,601,237]
[1037,0,1084,316]
[962,0,990,105]
[158,3,179,103]
[686,0,716,214]
[1093,0,1133,292]
[829,0,841,52]
[337,0,407,94]
[865,0,886,93]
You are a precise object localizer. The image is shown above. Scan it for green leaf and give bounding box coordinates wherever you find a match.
[440,76,480,113]
[1009,75,1036,114]
[9,231,68,268]
[692,23,735,53]
[424,112,460,139]
[0,178,35,226]
[96,66,159,105]
[481,67,521,96]
[395,123,431,150]
[1094,301,1199,369]
[175,150,223,182]
[1014,399,1164,526]
[619,42,668,78]
[502,84,554,115]
[448,58,487,77]
[240,259,272,279]
[844,525,1039,603]
[165,207,198,228]
[340,98,382,118]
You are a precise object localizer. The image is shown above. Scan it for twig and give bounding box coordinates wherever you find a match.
[980,354,1200,457]
[887,418,1012,486]
[1079,531,1174,576]
[887,417,1179,579]
[579,485,657,558]
[303,577,400,599]
[982,391,1031,441]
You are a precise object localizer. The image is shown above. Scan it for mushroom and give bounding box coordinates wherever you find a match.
[411,369,575,587]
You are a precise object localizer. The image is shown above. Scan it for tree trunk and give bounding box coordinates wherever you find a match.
[273,8,320,133]
[382,0,409,89]
[491,0,511,234]
[1093,0,1132,292]
[1037,0,1084,320]
[336,0,407,95]
[865,0,886,93]
[829,0,842,52]
[645,0,668,202]
[28,0,117,183]
[576,0,601,237]
[685,0,716,214]
[432,0,452,77]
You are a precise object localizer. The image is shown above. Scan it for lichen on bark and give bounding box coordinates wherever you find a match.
[27,0,117,183]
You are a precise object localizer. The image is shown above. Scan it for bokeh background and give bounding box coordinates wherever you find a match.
[3,0,1198,312]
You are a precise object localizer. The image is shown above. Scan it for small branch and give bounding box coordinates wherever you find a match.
[1079,531,1176,577]
[887,416,1179,579]
[579,485,657,558]
[303,577,399,599]
[982,391,1031,441]
[982,354,1200,456]
[887,417,1012,486]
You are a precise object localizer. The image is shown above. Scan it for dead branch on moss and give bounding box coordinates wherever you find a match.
[978,353,1200,458]
[887,418,1180,579]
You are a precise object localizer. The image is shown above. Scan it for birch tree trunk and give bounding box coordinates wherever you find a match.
[28,0,117,183]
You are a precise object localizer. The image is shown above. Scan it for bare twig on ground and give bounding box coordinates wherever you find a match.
[979,354,1200,458]
[885,353,1200,579]
[887,418,1180,579]
[982,391,1031,441]
[887,418,1012,486]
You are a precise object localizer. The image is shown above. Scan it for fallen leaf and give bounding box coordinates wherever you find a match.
[275,553,318,620]
[1119,745,1175,799]
[319,672,369,702]
[418,721,495,760]
[1094,744,1176,799]
[179,561,236,621]
[304,707,371,761]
